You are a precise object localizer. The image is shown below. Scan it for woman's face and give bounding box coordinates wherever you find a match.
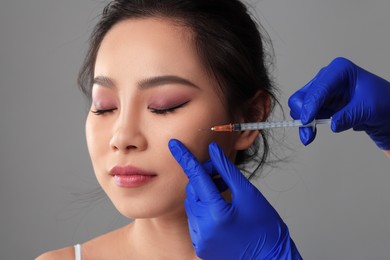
[86,18,240,219]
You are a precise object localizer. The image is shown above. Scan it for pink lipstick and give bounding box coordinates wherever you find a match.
[110,165,156,188]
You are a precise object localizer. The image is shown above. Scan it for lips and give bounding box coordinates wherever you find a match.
[109,165,157,188]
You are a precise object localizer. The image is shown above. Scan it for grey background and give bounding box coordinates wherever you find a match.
[1,0,389,259]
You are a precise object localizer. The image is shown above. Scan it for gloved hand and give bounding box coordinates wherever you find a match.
[288,57,390,149]
[168,139,302,260]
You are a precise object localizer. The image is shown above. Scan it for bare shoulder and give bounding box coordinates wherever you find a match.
[36,224,132,260]
[82,224,133,259]
[35,246,74,260]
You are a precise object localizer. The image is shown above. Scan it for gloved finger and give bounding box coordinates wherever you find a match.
[289,89,318,146]
[289,85,334,120]
[168,139,222,203]
[208,142,259,201]
[299,126,316,146]
[186,183,199,203]
[202,160,228,192]
[290,109,301,120]
[186,195,216,219]
[301,82,330,125]
[201,160,213,175]
[184,199,200,246]
[289,70,336,120]
[288,89,305,119]
[331,99,366,132]
[185,183,218,216]
[208,142,277,220]
[300,59,351,124]
[288,78,316,118]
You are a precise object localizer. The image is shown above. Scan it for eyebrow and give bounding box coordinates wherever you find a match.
[93,75,199,89]
[138,75,199,89]
[93,76,115,88]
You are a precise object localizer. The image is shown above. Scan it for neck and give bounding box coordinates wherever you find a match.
[126,210,199,259]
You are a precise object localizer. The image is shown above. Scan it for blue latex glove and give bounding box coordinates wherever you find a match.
[168,139,302,260]
[288,57,390,149]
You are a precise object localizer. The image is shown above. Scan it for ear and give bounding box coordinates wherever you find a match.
[233,91,271,150]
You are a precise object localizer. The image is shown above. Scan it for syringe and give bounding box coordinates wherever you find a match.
[211,118,332,132]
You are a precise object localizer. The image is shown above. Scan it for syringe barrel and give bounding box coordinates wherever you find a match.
[239,120,304,130]
[227,118,331,131]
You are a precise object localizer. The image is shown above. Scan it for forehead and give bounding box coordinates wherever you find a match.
[93,17,218,91]
[95,18,198,72]
[93,17,224,105]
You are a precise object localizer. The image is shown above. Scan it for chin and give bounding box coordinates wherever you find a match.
[112,197,187,220]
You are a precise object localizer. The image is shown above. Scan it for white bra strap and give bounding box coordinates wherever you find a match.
[74,244,82,260]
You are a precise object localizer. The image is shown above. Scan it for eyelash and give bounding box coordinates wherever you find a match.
[91,108,117,115]
[91,101,189,116]
[148,101,189,115]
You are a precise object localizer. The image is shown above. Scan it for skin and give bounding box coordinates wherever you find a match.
[37,17,262,259]
[384,150,390,159]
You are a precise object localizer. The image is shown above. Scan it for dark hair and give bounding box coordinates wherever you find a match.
[78,0,278,179]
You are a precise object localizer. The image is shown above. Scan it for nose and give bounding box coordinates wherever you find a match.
[109,115,147,153]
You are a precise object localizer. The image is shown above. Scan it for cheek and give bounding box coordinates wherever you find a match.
[86,116,96,151]
[85,115,109,165]
[178,104,237,161]
[179,130,236,163]
[150,110,237,164]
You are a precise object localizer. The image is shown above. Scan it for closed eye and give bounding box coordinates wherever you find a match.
[148,101,190,115]
[91,108,117,115]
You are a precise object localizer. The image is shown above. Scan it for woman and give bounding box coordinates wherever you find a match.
[37,0,390,258]
[37,0,300,259]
